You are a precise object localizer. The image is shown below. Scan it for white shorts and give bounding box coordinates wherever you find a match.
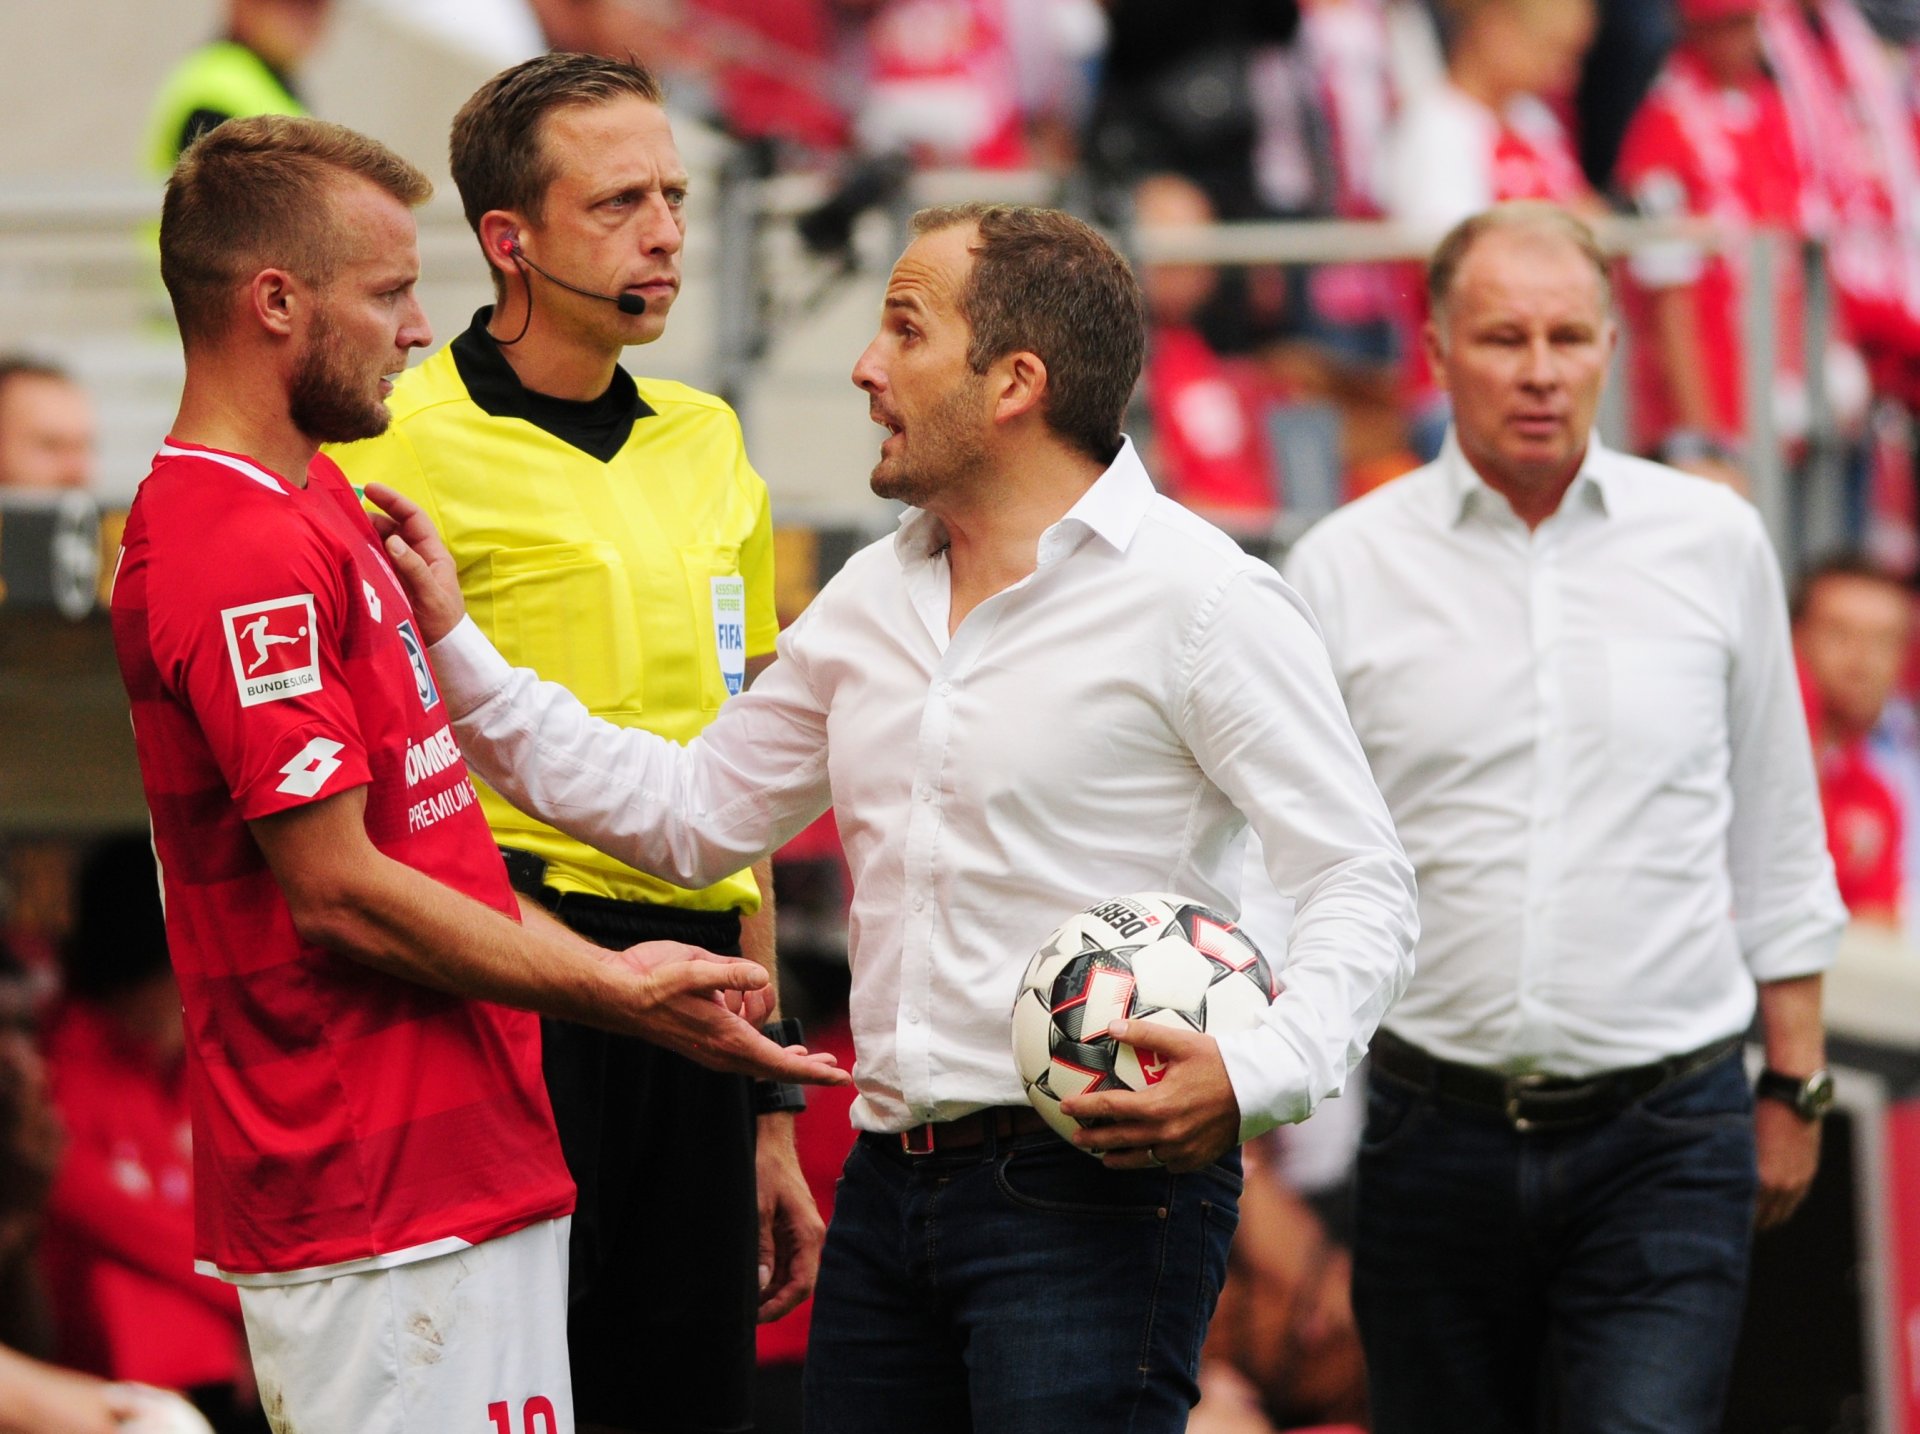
[238,1216,573,1434]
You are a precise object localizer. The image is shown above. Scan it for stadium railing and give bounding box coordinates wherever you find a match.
[711,161,1849,574]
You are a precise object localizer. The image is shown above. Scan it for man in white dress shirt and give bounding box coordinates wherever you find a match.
[1283,202,1846,1434]
[370,203,1419,1433]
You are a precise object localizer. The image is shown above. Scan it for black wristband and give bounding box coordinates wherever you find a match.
[754,1018,808,1115]
[762,1017,804,1047]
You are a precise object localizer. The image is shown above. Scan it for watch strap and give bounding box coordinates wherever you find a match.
[1755,1067,1833,1120]
[753,1018,808,1115]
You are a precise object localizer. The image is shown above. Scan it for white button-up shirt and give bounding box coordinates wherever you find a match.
[1283,433,1845,1077]
[432,440,1418,1137]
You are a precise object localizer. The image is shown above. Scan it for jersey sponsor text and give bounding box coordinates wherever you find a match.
[408,778,477,833]
[404,725,462,787]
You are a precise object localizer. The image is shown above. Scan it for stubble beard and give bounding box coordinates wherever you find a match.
[869,377,991,508]
[289,310,393,446]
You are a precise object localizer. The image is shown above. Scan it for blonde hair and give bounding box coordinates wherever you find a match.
[1426,202,1612,323]
[160,114,432,345]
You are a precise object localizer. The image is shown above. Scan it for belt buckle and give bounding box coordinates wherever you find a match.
[1503,1073,1550,1132]
[900,1123,936,1156]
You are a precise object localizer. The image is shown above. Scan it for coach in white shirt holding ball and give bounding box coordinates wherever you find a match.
[371,202,1417,1433]
[1283,201,1846,1434]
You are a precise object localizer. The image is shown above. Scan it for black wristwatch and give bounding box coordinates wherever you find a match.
[1755,1067,1835,1122]
[753,1018,808,1116]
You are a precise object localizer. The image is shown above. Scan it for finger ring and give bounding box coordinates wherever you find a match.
[1146,1146,1165,1167]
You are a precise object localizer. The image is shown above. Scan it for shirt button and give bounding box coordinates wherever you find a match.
[920,787,935,802]
[913,894,926,912]
[907,1009,922,1025]
[938,680,953,697]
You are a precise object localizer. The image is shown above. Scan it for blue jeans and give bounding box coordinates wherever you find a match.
[1352,1049,1757,1434]
[802,1126,1241,1433]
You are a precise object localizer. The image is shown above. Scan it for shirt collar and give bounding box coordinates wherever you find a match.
[449,308,654,462]
[893,435,1156,566]
[1437,426,1613,527]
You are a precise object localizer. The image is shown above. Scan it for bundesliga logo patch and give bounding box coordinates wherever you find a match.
[222,594,321,707]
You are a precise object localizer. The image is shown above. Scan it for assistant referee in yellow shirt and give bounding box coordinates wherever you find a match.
[332,56,813,1434]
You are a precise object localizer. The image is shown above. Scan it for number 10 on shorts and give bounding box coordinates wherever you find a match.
[488,1396,558,1433]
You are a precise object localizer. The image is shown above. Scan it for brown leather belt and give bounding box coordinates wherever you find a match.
[871,1105,1053,1157]
[1370,1028,1744,1133]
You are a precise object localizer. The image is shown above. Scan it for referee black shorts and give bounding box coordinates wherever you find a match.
[535,888,757,1434]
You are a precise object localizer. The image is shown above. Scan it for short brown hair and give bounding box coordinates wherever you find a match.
[450,52,664,250]
[1791,551,1912,623]
[160,115,431,346]
[0,356,73,407]
[1427,201,1613,323]
[910,204,1145,465]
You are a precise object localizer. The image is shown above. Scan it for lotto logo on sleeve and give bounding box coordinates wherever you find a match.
[275,737,345,798]
[222,595,322,707]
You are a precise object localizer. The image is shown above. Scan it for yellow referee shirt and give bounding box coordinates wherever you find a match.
[330,311,778,912]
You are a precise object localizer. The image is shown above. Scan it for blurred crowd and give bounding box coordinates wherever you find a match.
[91,0,1920,532]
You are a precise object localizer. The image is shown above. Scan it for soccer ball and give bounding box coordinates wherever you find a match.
[1011,892,1280,1148]
[111,1385,216,1433]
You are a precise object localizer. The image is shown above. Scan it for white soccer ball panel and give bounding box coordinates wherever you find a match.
[1022,1074,1083,1146]
[1129,934,1216,1016]
[1111,1006,1205,1091]
[114,1387,215,1434]
[1011,988,1055,1084]
[1201,971,1274,1036]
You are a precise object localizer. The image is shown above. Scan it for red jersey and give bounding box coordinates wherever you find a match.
[41,1002,242,1390]
[1765,0,1920,374]
[110,440,572,1279]
[863,0,1028,168]
[1617,51,1808,450]
[1145,326,1278,517]
[1821,740,1905,916]
[1490,94,1590,207]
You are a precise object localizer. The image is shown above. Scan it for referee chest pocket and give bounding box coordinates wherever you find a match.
[486,543,644,715]
[681,542,743,712]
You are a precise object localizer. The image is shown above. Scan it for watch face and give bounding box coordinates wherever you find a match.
[1801,1070,1836,1119]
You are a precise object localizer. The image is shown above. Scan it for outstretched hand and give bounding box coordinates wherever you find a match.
[1060,1018,1240,1173]
[365,483,467,644]
[616,941,851,1088]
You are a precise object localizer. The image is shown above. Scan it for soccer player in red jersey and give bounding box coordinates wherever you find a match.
[113,114,845,1432]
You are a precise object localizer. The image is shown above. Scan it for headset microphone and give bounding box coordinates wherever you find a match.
[503,240,647,316]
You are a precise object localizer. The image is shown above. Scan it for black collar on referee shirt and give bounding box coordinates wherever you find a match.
[450,308,656,463]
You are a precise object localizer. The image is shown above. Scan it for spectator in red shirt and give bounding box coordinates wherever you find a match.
[1764,0,1920,400]
[1793,555,1914,925]
[1617,0,1808,489]
[1383,0,1605,456]
[1134,172,1281,522]
[1382,0,1603,237]
[40,837,263,1433]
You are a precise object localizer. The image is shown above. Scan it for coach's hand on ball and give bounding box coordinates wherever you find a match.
[614,940,850,1088]
[1061,1019,1241,1173]
[366,484,468,645]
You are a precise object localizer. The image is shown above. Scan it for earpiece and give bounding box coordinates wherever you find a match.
[499,239,647,317]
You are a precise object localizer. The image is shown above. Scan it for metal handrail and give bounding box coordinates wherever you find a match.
[0,174,1842,568]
